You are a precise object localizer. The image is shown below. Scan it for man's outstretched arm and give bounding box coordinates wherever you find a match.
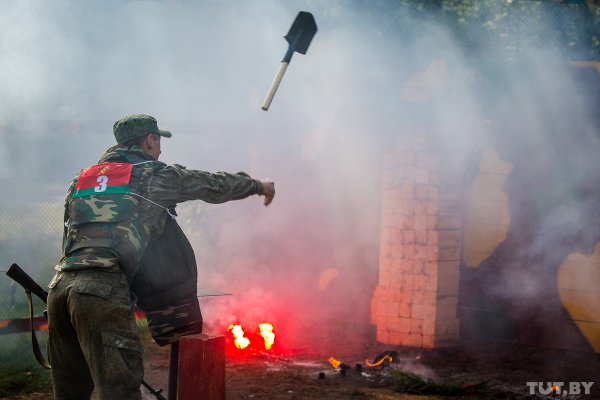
[147,164,274,207]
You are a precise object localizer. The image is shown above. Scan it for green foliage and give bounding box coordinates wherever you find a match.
[361,0,600,59]
[136,316,153,340]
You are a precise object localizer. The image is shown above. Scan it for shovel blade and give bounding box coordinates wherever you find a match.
[284,11,317,55]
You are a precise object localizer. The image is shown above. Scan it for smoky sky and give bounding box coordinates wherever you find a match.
[1,0,598,353]
[0,0,401,349]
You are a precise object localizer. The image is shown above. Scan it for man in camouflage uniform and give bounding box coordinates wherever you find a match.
[47,114,275,400]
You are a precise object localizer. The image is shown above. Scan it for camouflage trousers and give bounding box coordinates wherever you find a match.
[47,269,143,400]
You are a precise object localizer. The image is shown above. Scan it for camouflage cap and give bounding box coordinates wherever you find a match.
[113,114,172,144]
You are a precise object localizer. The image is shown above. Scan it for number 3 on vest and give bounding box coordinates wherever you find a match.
[95,175,109,193]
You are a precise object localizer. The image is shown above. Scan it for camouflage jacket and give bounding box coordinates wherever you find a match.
[57,144,263,277]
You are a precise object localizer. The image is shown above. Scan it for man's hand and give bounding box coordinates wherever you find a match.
[261,180,275,206]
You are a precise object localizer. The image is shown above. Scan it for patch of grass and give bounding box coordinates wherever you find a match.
[0,332,52,397]
[0,362,52,397]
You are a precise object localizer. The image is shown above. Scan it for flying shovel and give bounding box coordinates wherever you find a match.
[261,11,317,111]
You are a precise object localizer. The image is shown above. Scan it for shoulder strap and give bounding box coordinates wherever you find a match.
[25,290,50,369]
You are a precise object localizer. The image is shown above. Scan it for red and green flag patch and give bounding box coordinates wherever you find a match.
[73,162,133,199]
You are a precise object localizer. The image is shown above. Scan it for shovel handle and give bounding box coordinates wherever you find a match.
[261,62,289,111]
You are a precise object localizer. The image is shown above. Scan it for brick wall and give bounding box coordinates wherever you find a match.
[462,148,512,268]
[371,132,463,348]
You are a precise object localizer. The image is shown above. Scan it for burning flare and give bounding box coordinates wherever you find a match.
[328,356,342,369]
[228,324,250,349]
[258,323,275,350]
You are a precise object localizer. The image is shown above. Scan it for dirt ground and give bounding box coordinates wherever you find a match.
[5,336,600,400]
[143,337,600,400]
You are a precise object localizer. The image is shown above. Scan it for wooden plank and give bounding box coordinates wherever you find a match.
[0,308,146,335]
[0,316,47,335]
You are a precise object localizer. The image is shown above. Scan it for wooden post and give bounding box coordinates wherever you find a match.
[177,334,225,400]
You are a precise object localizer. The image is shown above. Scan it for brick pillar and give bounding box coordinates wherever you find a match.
[371,134,462,348]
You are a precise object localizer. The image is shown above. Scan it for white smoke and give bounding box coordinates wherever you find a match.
[1,0,597,355]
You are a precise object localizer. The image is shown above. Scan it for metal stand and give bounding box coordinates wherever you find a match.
[168,341,180,400]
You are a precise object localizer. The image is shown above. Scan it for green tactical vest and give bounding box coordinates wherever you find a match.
[64,148,160,279]
[65,146,202,345]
